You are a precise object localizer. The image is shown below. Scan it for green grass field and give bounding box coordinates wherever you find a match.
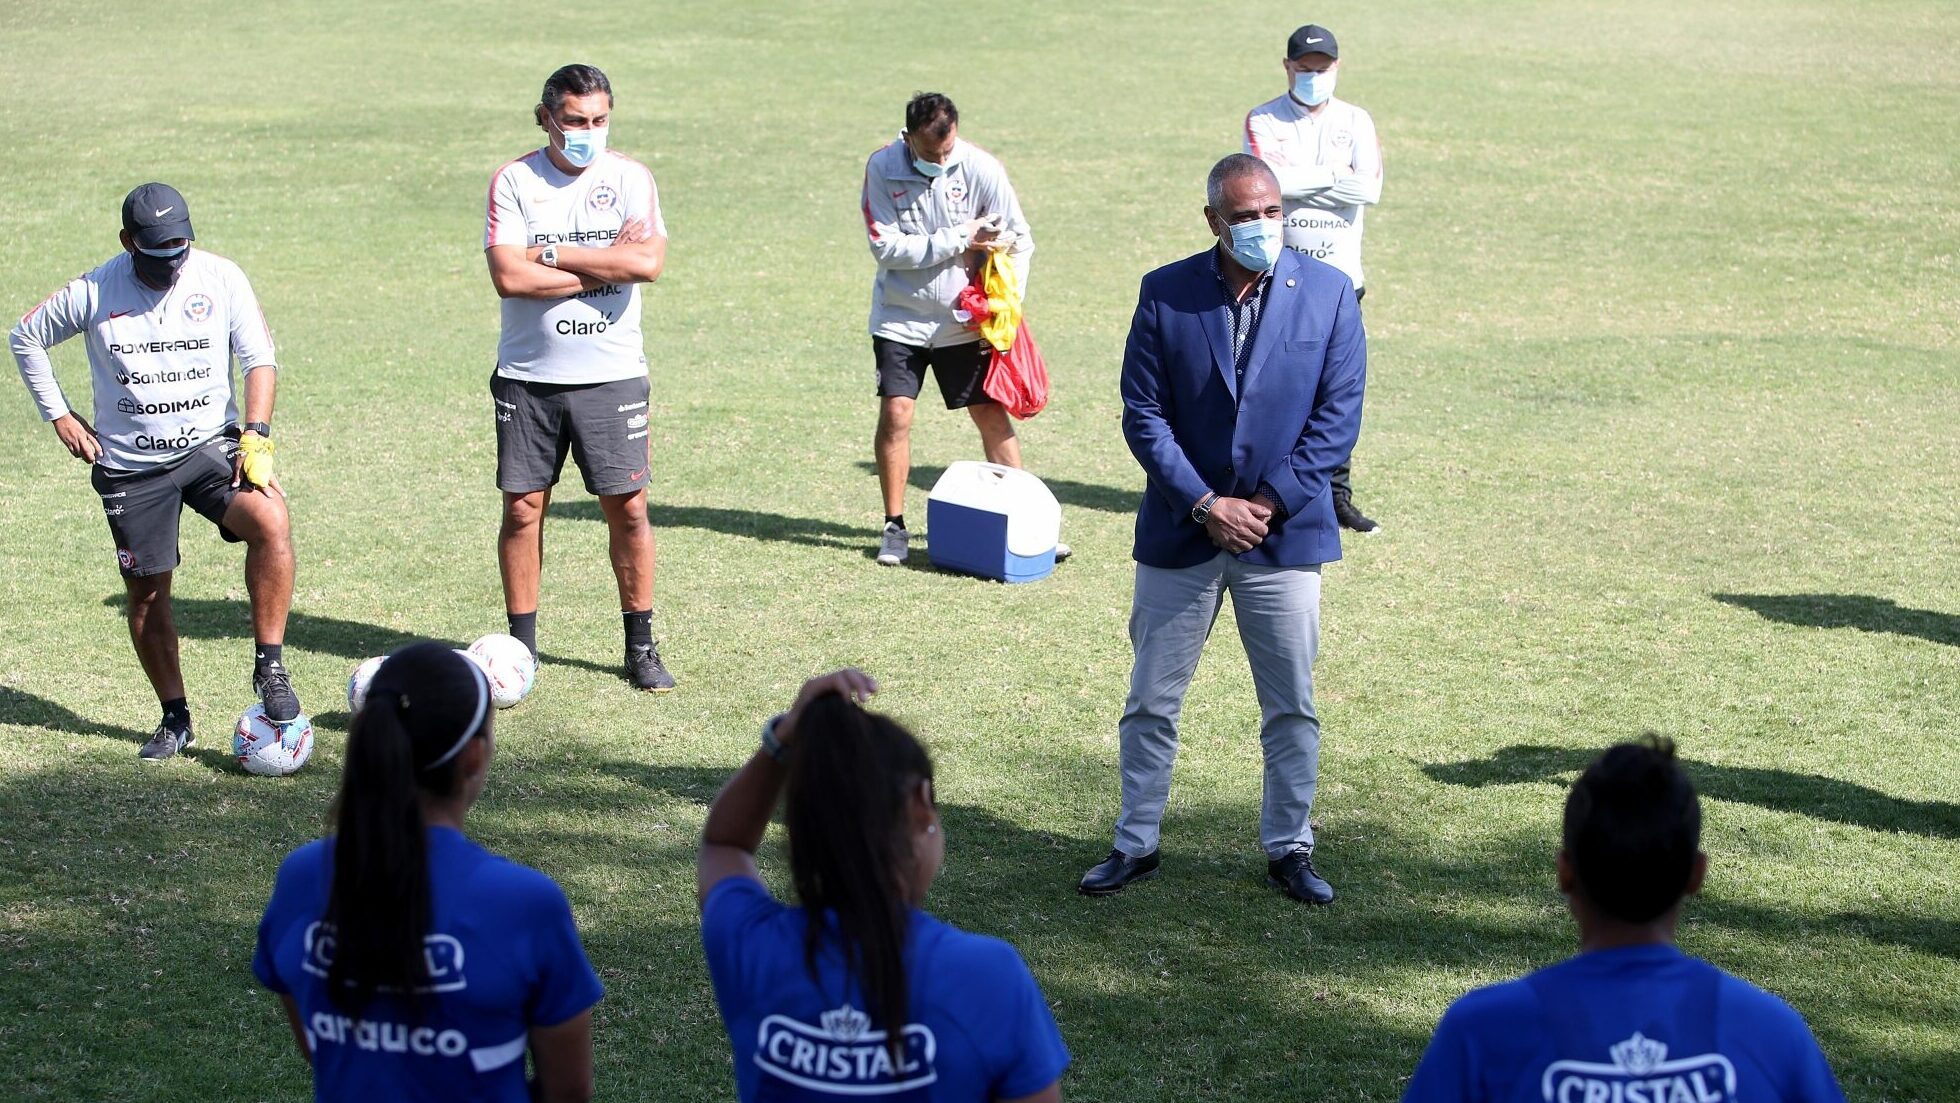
[2,0,1956,1099]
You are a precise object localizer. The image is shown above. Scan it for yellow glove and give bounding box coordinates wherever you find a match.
[239,432,276,487]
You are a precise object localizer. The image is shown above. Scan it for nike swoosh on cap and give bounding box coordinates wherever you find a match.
[153,206,174,217]
[1305,37,1324,44]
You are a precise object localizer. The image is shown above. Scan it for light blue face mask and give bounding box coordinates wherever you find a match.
[136,243,189,258]
[909,136,959,180]
[558,124,608,168]
[1224,218,1285,272]
[1292,70,1337,106]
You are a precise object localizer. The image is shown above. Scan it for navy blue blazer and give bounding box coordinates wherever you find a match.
[1120,247,1366,569]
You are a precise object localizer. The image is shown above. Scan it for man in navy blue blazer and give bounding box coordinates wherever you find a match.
[1079,153,1365,905]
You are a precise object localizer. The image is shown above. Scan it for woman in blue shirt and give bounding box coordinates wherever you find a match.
[1402,736,1844,1102]
[254,642,603,1102]
[698,669,1070,1101]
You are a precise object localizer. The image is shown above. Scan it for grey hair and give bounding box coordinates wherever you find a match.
[1206,153,1279,210]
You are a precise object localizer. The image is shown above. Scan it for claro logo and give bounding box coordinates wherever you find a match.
[117,395,212,416]
[135,430,203,451]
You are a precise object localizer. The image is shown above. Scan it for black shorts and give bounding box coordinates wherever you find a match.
[492,372,652,496]
[91,437,243,578]
[873,336,996,410]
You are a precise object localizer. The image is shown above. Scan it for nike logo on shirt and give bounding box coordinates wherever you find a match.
[110,310,135,318]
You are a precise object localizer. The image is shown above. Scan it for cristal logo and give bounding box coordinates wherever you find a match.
[300,921,469,993]
[754,1004,937,1094]
[117,395,212,416]
[1541,1032,1737,1103]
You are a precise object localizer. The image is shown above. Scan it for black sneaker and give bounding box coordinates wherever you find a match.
[1333,496,1380,535]
[626,642,675,693]
[138,718,194,762]
[254,660,302,722]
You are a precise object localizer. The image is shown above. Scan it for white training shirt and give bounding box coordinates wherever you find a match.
[1242,93,1383,288]
[485,148,665,385]
[10,249,275,471]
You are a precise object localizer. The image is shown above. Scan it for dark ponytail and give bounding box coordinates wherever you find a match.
[324,643,491,1011]
[783,696,934,1061]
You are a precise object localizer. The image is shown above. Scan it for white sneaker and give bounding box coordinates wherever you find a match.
[1055,541,1073,562]
[877,522,910,566]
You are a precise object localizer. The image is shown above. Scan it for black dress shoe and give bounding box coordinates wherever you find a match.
[1333,496,1380,535]
[1266,847,1335,905]
[1078,849,1160,896]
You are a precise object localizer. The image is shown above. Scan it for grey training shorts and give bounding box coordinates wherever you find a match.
[491,372,652,497]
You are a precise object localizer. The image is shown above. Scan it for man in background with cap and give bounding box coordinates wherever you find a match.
[1243,23,1384,535]
[9,183,301,761]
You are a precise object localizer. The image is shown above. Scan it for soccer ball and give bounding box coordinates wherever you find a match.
[234,704,314,776]
[467,633,536,709]
[346,656,385,714]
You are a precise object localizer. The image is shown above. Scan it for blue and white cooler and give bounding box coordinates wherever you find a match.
[926,461,1063,583]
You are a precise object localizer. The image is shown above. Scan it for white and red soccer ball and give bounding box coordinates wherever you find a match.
[345,656,385,714]
[234,704,314,776]
[466,633,536,709]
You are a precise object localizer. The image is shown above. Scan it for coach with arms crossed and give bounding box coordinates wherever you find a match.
[10,183,301,761]
[484,63,674,691]
[1079,154,1364,905]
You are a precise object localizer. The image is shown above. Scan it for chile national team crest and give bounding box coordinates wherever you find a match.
[182,294,213,324]
[588,185,618,212]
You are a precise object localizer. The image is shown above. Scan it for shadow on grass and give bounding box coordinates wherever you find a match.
[554,499,1013,575]
[1422,744,1960,841]
[0,684,236,772]
[97,595,620,678]
[554,498,865,553]
[854,460,1138,514]
[0,748,1951,1102]
[1713,592,1960,647]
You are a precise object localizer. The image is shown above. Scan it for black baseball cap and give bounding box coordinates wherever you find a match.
[1287,24,1339,60]
[121,183,195,249]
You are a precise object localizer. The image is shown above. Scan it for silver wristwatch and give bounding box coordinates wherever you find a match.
[1191,492,1220,524]
[540,243,559,268]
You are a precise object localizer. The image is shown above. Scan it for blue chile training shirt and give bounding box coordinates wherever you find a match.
[702,876,1070,1101]
[1403,944,1845,1103]
[254,827,603,1102]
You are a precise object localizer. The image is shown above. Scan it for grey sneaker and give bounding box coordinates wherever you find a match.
[138,719,193,762]
[626,641,676,693]
[1055,541,1073,561]
[877,522,910,566]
